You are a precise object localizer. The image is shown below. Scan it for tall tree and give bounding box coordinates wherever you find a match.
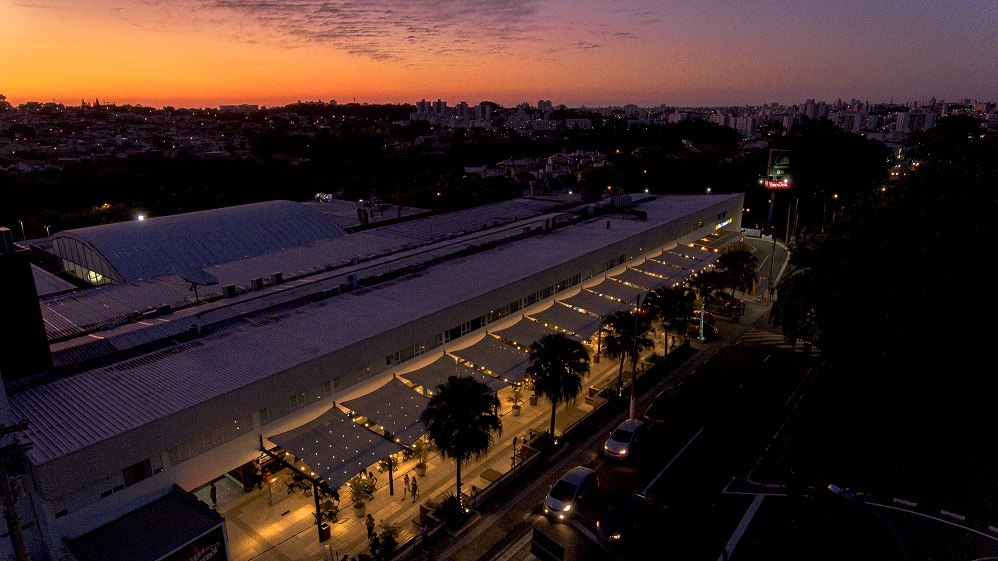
[526,333,591,446]
[602,308,654,418]
[717,248,759,302]
[420,376,502,509]
[643,284,695,352]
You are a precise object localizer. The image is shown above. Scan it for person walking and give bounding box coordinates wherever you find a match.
[420,523,430,551]
[365,514,376,540]
[209,482,218,510]
[402,473,410,501]
[410,476,418,503]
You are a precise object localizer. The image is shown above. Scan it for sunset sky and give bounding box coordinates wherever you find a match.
[2,0,995,109]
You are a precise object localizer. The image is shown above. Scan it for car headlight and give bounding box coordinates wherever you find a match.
[609,533,621,541]
[562,504,571,512]
[619,448,628,456]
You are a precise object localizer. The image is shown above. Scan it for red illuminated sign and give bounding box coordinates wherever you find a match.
[765,179,790,190]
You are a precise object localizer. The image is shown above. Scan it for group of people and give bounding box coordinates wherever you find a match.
[401,472,419,502]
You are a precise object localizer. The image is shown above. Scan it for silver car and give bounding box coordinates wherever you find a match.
[543,466,597,520]
[603,418,647,459]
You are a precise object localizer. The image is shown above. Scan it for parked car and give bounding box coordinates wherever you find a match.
[642,389,677,429]
[691,309,716,325]
[677,317,718,340]
[603,418,647,459]
[708,291,745,316]
[597,493,667,545]
[543,466,598,520]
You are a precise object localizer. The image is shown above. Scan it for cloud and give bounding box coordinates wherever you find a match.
[205,0,547,61]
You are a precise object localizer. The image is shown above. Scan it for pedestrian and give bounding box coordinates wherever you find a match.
[209,482,218,509]
[370,532,380,551]
[330,487,340,506]
[368,470,378,487]
[470,485,478,509]
[410,476,418,502]
[366,513,376,539]
[669,335,675,350]
[606,220,610,230]
[420,523,429,551]
[253,460,263,490]
[403,473,410,500]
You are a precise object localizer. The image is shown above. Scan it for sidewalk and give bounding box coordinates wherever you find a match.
[214,292,771,561]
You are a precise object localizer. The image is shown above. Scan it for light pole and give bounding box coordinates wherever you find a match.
[18,220,25,241]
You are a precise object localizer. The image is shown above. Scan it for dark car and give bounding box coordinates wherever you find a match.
[684,319,719,340]
[642,388,677,428]
[597,493,667,545]
[708,291,745,316]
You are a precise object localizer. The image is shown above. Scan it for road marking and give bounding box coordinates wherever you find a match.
[643,427,703,496]
[719,494,765,561]
[571,519,617,556]
[872,503,998,541]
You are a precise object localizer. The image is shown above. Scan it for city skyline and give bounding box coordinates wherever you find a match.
[3,0,995,109]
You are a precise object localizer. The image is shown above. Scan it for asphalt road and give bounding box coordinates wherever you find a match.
[410,237,998,561]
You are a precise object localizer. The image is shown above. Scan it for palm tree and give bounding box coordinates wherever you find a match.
[643,285,696,352]
[717,248,759,305]
[526,333,591,447]
[602,308,654,419]
[420,375,502,509]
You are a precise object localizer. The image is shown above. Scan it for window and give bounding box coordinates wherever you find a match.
[167,447,182,466]
[289,392,307,412]
[122,459,153,487]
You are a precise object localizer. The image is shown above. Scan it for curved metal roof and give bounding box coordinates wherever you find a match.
[53,201,346,282]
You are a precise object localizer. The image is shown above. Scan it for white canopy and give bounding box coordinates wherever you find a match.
[611,267,670,291]
[399,354,509,393]
[340,378,431,446]
[652,251,711,272]
[584,278,647,305]
[449,335,530,382]
[492,318,581,349]
[527,302,603,339]
[558,290,632,317]
[267,406,407,491]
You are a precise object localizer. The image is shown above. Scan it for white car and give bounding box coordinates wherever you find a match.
[603,419,647,459]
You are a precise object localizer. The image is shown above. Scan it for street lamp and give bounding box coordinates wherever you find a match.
[18,220,25,241]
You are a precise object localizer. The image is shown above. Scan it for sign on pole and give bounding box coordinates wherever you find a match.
[530,528,565,561]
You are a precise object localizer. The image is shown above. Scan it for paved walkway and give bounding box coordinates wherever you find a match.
[200,286,773,561]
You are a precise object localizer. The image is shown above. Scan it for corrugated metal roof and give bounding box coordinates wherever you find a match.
[53,201,346,282]
[31,264,76,296]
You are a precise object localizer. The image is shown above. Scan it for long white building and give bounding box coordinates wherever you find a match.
[0,191,744,560]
